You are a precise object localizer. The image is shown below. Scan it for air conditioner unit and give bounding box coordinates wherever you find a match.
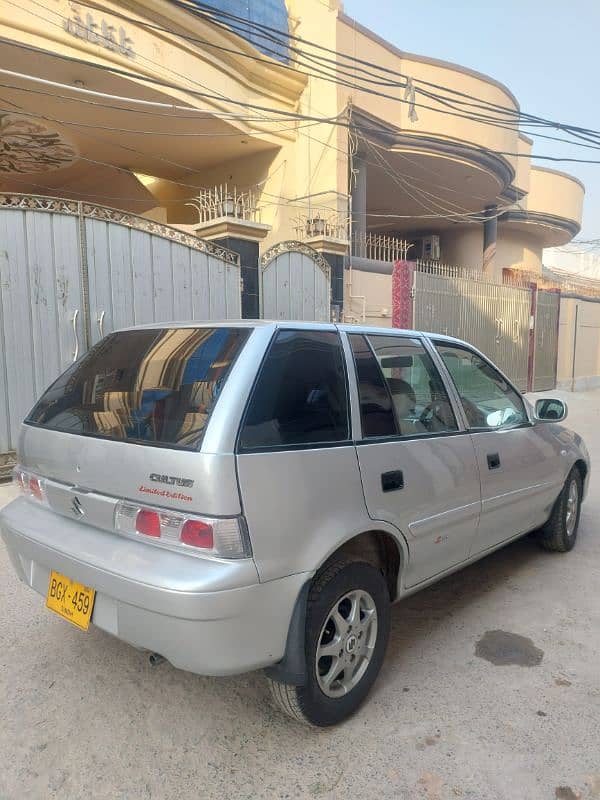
[421,235,441,260]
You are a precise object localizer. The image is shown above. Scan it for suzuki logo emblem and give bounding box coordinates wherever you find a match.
[71,496,85,517]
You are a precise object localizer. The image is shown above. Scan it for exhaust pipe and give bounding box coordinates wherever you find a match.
[148,652,166,667]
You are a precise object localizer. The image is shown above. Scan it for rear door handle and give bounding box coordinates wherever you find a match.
[487,453,501,470]
[381,470,404,492]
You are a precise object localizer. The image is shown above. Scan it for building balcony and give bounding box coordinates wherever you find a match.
[499,167,584,248]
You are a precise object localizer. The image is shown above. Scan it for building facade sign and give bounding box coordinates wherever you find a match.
[63,2,134,58]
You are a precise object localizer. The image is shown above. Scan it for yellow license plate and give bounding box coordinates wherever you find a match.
[46,570,96,631]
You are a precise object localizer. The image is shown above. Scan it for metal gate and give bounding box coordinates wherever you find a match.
[533,289,560,391]
[260,241,330,321]
[0,193,240,462]
[84,210,240,346]
[412,264,531,390]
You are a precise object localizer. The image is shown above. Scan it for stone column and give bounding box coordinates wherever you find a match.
[483,205,498,275]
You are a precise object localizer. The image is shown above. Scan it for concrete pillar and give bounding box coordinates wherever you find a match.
[212,236,260,319]
[351,152,367,257]
[191,217,271,320]
[304,235,349,320]
[483,205,497,274]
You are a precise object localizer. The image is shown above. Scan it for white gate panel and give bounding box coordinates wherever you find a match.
[85,214,241,345]
[0,204,83,456]
[261,241,330,321]
[0,194,240,457]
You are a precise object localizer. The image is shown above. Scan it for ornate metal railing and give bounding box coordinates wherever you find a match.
[352,232,412,262]
[0,192,240,264]
[186,184,260,225]
[505,265,600,300]
[294,213,349,241]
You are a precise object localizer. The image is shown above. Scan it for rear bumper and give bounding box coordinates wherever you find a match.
[0,498,309,676]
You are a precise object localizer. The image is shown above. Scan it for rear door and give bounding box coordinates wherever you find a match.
[349,333,481,588]
[235,328,368,582]
[433,341,564,555]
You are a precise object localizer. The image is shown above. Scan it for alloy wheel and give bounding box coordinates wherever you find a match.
[315,589,378,698]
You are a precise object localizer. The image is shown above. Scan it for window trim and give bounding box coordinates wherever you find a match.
[430,338,533,433]
[354,428,469,447]
[235,327,353,455]
[350,332,461,443]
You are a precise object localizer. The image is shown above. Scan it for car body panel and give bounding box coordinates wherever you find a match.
[0,320,591,678]
[1,497,307,675]
[237,445,385,583]
[356,435,481,587]
[467,425,565,554]
[18,424,242,518]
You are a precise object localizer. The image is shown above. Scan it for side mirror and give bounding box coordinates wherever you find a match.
[535,398,568,423]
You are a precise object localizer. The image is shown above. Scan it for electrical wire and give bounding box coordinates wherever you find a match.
[44,0,600,154]
[6,44,600,169]
[13,0,600,156]
[166,0,600,144]
[4,90,515,218]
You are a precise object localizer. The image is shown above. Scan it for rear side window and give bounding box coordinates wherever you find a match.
[239,330,350,451]
[26,327,250,451]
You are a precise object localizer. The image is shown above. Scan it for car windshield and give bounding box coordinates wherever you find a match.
[26,327,250,451]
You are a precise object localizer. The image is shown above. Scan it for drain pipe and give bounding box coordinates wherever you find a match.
[148,652,166,667]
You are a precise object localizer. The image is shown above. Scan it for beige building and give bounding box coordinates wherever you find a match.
[1,0,595,379]
[0,0,584,277]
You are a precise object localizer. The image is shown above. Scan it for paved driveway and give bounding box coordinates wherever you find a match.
[1,391,599,800]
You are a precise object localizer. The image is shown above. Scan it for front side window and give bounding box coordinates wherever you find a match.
[435,343,528,430]
[349,334,458,438]
[27,327,250,450]
[239,330,349,450]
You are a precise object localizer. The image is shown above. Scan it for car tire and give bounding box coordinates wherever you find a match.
[267,558,391,726]
[537,467,583,553]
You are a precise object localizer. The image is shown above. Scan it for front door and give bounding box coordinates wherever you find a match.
[347,333,481,588]
[433,341,563,555]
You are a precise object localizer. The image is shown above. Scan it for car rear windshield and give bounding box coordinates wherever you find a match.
[26,327,250,450]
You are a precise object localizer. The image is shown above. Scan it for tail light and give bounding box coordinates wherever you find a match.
[13,466,47,505]
[114,500,250,559]
[136,509,161,538]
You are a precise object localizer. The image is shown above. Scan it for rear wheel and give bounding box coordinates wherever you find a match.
[537,468,583,552]
[268,559,391,726]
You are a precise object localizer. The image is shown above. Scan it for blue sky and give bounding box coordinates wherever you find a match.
[343,0,600,240]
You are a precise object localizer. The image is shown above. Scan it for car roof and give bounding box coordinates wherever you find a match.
[110,319,471,348]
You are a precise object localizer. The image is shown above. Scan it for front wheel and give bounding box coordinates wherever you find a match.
[537,468,583,552]
[268,559,391,726]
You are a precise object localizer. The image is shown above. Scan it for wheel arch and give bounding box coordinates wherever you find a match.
[317,529,405,602]
[264,526,407,686]
[573,458,588,485]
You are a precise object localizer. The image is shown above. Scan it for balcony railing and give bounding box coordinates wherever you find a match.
[352,232,412,262]
[186,184,261,224]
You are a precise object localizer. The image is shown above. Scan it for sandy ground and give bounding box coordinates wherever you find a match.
[0,390,599,800]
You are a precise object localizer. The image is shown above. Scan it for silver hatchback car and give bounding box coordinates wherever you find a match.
[1,322,590,726]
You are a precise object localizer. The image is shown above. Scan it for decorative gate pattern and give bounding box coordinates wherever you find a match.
[0,193,240,459]
[261,241,330,321]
